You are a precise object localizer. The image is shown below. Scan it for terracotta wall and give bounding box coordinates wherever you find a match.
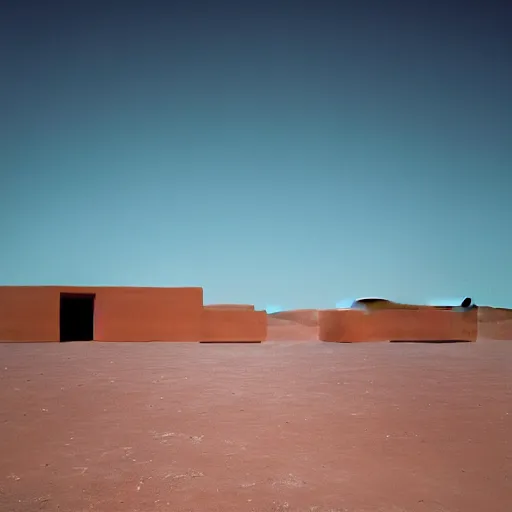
[319,308,478,342]
[0,286,204,342]
[0,287,60,342]
[96,287,203,342]
[201,309,267,342]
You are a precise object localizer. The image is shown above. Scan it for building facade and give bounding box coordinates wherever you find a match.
[0,286,267,343]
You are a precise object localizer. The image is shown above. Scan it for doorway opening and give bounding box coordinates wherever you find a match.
[60,293,96,342]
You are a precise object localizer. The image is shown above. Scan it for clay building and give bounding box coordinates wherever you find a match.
[0,286,267,343]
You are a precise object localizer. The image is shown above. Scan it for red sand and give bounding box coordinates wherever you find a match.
[266,310,319,341]
[269,310,319,327]
[1,340,511,512]
[266,317,318,341]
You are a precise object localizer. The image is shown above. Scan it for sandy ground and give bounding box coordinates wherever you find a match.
[1,340,511,512]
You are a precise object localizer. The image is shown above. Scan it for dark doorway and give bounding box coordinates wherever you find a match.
[60,293,95,342]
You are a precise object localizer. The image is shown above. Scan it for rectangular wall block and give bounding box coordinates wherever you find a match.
[95,287,204,342]
[0,286,204,342]
[0,287,61,342]
[319,308,478,343]
[201,309,267,342]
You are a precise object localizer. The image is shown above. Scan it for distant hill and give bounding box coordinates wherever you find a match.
[478,306,512,340]
[268,309,319,327]
[266,317,319,341]
[204,304,255,310]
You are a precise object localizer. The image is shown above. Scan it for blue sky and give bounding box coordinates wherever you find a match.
[1,0,511,310]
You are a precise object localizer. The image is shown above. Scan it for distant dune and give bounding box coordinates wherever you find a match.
[478,307,512,340]
[268,309,319,327]
[266,318,319,341]
[478,307,512,322]
[267,309,319,341]
[204,304,255,310]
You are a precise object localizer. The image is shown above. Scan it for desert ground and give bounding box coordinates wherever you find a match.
[1,329,511,511]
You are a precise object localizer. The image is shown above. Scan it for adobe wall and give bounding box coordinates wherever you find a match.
[0,287,61,342]
[201,309,267,342]
[95,287,203,341]
[0,286,204,342]
[319,308,478,342]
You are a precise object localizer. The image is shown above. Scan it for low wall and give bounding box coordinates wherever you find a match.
[201,309,267,342]
[319,308,478,343]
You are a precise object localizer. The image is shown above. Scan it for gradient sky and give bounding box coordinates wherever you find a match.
[1,0,511,310]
